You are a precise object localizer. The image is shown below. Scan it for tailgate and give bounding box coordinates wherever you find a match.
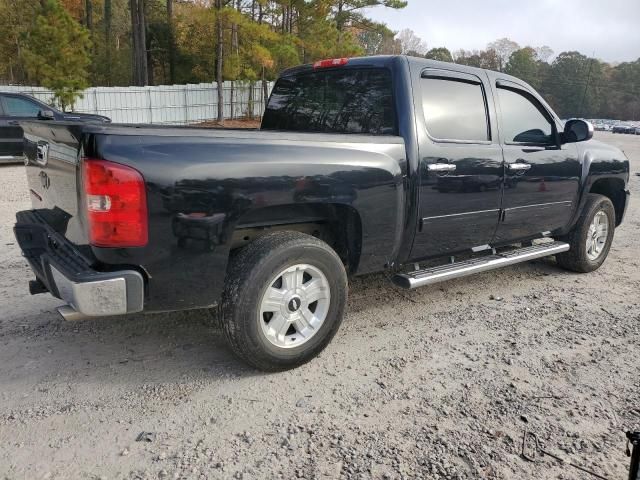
[21,121,88,245]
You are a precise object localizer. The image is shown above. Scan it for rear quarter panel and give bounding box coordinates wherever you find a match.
[91,132,406,311]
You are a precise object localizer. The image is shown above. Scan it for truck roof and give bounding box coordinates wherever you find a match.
[280,54,531,91]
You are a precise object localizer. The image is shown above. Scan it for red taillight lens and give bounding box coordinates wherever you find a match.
[312,58,349,69]
[82,158,148,247]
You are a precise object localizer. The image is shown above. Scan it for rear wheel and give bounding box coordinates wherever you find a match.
[556,194,615,273]
[221,231,348,371]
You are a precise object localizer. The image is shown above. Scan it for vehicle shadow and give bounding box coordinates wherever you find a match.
[1,256,564,386]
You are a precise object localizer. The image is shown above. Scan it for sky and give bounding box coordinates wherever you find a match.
[365,0,640,63]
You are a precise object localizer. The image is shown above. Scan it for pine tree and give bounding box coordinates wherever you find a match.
[22,0,91,110]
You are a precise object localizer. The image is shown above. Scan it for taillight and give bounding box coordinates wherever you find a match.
[312,58,349,69]
[82,158,148,247]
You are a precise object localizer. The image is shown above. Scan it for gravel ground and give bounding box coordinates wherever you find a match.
[0,132,639,480]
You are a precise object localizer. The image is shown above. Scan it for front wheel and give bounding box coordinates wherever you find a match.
[556,193,616,273]
[221,231,348,371]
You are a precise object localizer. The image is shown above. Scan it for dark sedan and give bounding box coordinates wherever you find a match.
[0,92,110,163]
[611,125,636,134]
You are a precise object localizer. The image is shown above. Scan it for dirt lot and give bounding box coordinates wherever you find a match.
[197,118,261,129]
[0,132,638,480]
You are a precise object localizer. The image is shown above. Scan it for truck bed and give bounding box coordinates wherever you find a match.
[19,120,407,312]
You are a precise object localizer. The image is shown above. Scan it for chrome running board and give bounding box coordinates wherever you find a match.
[392,241,569,289]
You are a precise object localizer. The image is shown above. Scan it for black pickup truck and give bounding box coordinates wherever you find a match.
[14,56,630,371]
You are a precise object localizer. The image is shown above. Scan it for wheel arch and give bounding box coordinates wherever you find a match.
[230,202,363,274]
[589,177,627,226]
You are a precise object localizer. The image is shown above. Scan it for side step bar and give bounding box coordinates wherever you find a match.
[393,241,569,289]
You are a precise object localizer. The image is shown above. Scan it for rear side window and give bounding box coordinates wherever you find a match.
[262,68,396,135]
[421,78,489,142]
[2,96,41,117]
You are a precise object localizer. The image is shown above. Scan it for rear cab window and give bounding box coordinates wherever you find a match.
[261,67,396,135]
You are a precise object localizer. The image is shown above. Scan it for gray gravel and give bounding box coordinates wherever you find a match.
[1,132,639,479]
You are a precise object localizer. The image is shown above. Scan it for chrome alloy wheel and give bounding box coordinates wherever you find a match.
[259,264,331,349]
[586,210,609,261]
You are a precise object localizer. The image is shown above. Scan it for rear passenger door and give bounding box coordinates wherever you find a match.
[410,69,504,260]
[491,80,581,243]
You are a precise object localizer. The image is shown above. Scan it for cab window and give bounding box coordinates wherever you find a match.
[421,77,490,142]
[2,96,41,117]
[497,87,554,144]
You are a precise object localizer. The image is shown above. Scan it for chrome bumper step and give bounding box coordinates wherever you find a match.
[392,241,570,289]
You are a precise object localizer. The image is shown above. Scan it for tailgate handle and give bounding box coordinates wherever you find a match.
[36,143,49,166]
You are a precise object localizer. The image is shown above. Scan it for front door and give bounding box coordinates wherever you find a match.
[411,69,503,260]
[491,80,581,243]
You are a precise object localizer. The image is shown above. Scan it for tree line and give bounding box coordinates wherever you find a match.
[389,33,640,121]
[1,0,638,120]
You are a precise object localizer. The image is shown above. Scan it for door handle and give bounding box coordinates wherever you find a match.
[507,163,531,171]
[427,164,457,172]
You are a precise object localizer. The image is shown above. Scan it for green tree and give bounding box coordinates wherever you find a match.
[332,0,407,38]
[173,1,216,83]
[542,51,607,118]
[22,0,91,109]
[605,59,640,120]
[425,47,453,63]
[505,47,538,87]
[7,0,640,122]
[0,0,40,83]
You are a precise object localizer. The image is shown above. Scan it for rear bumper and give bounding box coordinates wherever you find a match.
[14,210,144,316]
[49,264,143,316]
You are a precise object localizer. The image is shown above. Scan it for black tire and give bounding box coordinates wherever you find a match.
[221,231,348,371]
[556,193,616,273]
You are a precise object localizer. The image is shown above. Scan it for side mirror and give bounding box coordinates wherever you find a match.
[38,109,55,120]
[563,119,593,143]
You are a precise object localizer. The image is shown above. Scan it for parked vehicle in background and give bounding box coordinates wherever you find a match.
[612,125,636,134]
[0,93,110,164]
[13,56,631,371]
